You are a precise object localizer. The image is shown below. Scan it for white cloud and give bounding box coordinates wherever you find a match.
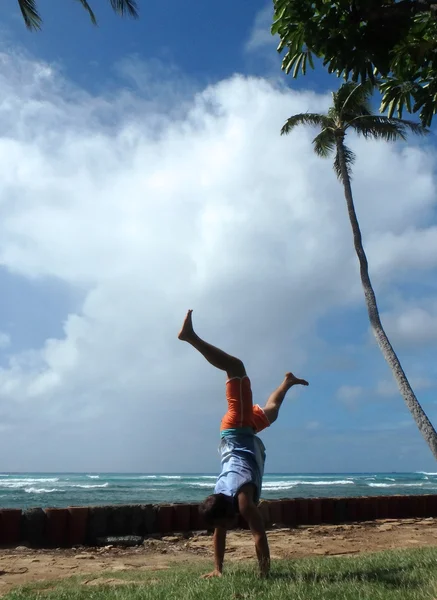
[336,385,364,409]
[337,385,364,399]
[381,301,437,347]
[245,6,274,53]
[0,50,436,470]
[0,332,10,349]
[376,376,435,398]
[367,228,437,284]
[376,379,398,398]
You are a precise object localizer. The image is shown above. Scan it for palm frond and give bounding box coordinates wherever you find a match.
[20,0,139,30]
[281,113,326,136]
[108,0,139,17]
[348,115,429,141]
[334,81,376,120]
[313,128,336,158]
[18,0,42,31]
[334,144,355,181]
[75,0,97,25]
[281,82,426,184]
[390,117,429,137]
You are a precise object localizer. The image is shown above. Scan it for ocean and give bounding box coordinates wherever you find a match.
[1,472,437,509]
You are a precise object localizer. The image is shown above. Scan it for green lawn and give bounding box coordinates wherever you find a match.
[5,547,437,600]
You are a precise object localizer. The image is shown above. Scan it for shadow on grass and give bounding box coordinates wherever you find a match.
[270,565,421,590]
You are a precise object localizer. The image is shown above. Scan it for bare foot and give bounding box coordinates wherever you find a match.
[178,310,195,341]
[284,372,309,388]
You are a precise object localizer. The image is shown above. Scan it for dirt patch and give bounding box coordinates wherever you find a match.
[1,518,437,595]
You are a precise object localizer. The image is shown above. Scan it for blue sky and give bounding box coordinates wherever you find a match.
[0,0,437,473]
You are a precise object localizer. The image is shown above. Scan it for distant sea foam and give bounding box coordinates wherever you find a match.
[0,472,435,509]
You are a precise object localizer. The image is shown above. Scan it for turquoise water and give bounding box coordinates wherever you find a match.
[0,472,436,509]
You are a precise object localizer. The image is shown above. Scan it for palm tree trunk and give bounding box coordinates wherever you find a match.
[336,138,437,460]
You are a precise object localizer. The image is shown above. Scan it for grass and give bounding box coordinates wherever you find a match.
[5,547,437,600]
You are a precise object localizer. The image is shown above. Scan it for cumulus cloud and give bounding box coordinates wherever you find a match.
[336,385,364,409]
[305,421,321,431]
[376,379,399,398]
[245,5,274,53]
[376,376,436,398]
[367,228,437,286]
[0,332,10,349]
[381,301,437,347]
[0,49,436,470]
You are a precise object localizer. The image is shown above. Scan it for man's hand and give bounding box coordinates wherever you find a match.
[210,526,226,579]
[259,560,270,579]
[201,570,223,579]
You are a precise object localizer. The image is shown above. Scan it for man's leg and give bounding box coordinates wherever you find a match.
[262,372,309,425]
[178,310,246,379]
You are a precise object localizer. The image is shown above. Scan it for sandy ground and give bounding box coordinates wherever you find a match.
[1,518,437,594]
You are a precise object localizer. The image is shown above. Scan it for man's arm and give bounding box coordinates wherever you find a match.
[238,486,270,577]
[247,507,270,578]
[201,526,227,579]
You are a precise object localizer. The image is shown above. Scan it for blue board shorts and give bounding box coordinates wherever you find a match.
[213,432,266,505]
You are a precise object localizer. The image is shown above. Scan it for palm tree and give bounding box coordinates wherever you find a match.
[282,81,437,460]
[18,0,138,30]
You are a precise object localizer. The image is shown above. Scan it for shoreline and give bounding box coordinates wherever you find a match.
[2,472,435,510]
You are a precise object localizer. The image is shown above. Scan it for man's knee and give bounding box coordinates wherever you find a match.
[263,407,278,426]
[227,358,246,379]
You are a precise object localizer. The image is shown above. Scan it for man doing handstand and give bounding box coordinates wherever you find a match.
[178,310,308,578]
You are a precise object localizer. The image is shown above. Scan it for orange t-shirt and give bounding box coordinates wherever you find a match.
[220,376,270,434]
